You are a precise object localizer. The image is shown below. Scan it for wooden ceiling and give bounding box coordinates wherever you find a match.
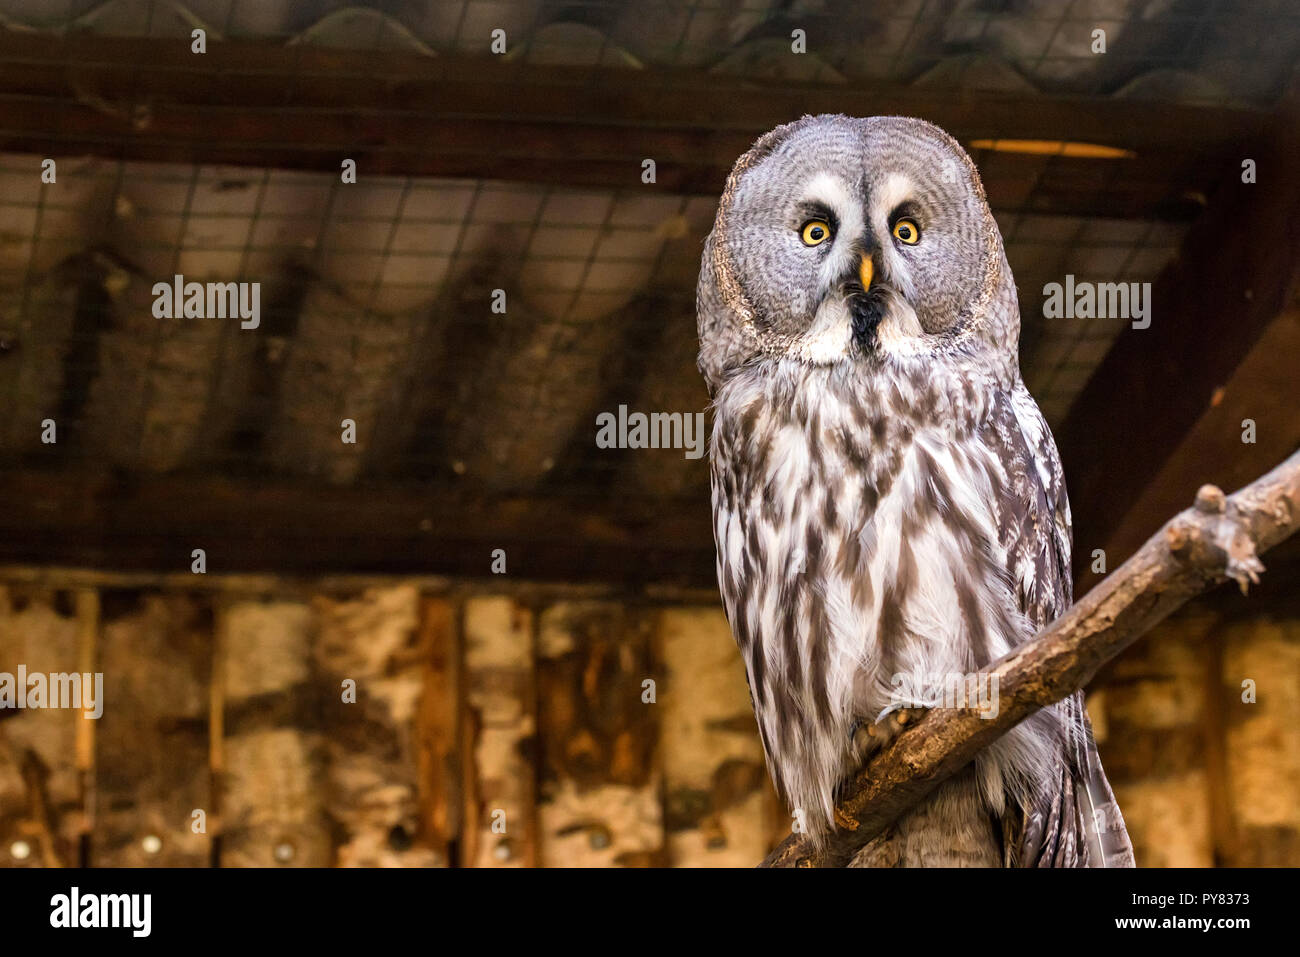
[0,17,1296,589]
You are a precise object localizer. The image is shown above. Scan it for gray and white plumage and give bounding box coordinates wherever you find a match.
[697,114,1132,867]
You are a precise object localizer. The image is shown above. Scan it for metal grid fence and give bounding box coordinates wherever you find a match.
[0,0,1289,503]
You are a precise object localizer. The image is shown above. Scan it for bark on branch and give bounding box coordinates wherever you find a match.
[760,450,1300,868]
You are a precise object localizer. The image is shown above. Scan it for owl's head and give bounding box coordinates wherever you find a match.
[697,114,1016,393]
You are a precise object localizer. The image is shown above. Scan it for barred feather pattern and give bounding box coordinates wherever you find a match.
[710,357,1132,866]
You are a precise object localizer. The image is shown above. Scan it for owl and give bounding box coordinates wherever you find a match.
[697,115,1133,867]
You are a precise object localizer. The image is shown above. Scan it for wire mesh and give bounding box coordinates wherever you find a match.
[0,0,1290,521]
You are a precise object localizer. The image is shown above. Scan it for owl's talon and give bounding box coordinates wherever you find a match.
[874,701,908,724]
[851,706,928,764]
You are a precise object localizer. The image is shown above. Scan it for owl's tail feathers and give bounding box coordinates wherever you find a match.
[1073,698,1136,868]
[1006,692,1135,868]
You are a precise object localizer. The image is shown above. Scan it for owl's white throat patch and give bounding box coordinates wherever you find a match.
[876,291,925,352]
[796,296,853,363]
[795,290,925,362]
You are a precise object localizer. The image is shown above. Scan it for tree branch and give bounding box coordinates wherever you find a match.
[760,450,1300,867]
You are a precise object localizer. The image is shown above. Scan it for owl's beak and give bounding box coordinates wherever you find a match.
[858,255,874,290]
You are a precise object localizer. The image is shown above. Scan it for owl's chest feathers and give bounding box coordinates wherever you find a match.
[711,358,1021,723]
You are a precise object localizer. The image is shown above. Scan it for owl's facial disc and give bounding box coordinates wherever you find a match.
[699,115,1011,392]
[788,173,927,359]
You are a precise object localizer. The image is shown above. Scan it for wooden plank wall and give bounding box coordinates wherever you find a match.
[1088,598,1300,868]
[0,575,1297,867]
[0,577,784,867]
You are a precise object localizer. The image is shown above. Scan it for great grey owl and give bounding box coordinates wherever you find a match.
[697,115,1133,867]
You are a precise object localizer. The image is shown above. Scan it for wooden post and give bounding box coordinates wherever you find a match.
[416,595,461,867]
[461,596,537,867]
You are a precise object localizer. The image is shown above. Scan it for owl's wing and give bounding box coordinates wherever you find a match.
[988,384,1135,868]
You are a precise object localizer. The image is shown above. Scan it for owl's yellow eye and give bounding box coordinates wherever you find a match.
[800,220,831,246]
[892,218,920,245]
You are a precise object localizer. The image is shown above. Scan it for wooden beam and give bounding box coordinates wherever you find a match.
[0,32,1266,218]
[0,468,717,587]
[1086,305,1300,579]
[1059,108,1300,580]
